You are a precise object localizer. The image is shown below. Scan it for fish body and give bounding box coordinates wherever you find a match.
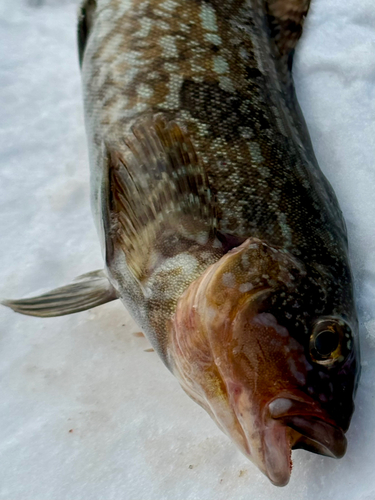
[3,0,360,486]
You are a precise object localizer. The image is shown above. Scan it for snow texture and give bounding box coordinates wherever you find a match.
[0,0,375,498]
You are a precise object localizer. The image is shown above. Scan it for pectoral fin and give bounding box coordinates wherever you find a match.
[2,270,118,317]
[78,0,97,66]
[103,116,217,282]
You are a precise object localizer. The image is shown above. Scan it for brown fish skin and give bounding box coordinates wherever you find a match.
[82,1,353,320]
[169,238,350,485]
[0,0,357,486]
[76,0,360,484]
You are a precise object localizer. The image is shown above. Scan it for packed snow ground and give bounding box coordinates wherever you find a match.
[1,0,375,498]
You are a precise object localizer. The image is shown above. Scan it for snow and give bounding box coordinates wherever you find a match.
[0,0,375,498]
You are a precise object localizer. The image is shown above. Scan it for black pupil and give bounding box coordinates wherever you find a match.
[315,330,339,356]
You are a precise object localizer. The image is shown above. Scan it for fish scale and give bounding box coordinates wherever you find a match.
[84,0,343,240]
[82,0,352,329]
[3,0,360,486]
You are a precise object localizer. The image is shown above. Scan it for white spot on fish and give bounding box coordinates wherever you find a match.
[200,251,212,260]
[180,23,190,33]
[204,33,222,45]
[253,313,289,337]
[159,20,170,30]
[160,35,178,58]
[124,50,148,68]
[147,253,199,301]
[190,61,205,74]
[195,232,209,245]
[147,71,161,80]
[239,126,253,139]
[137,17,152,38]
[137,83,153,99]
[161,73,183,110]
[213,55,229,74]
[219,76,235,93]
[241,254,250,271]
[154,8,172,18]
[158,253,198,275]
[239,282,254,293]
[200,3,218,32]
[164,62,179,72]
[222,272,236,288]
[161,0,178,11]
[196,120,210,137]
[278,212,293,247]
[248,141,265,165]
[288,358,306,385]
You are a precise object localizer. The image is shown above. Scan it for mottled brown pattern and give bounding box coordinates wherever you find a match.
[79,0,359,482]
[266,0,311,55]
[80,0,357,352]
[106,117,219,280]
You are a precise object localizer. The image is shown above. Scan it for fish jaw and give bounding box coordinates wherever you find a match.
[222,391,347,486]
[221,379,295,486]
[168,238,348,485]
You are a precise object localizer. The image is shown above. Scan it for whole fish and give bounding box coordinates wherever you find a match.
[3,0,360,486]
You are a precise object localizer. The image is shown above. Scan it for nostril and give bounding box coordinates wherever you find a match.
[269,398,293,418]
[268,396,322,420]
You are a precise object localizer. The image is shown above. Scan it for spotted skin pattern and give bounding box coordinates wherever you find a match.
[79,0,360,483]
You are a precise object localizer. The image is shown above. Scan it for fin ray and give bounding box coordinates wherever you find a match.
[2,270,118,317]
[103,116,217,281]
[78,0,97,66]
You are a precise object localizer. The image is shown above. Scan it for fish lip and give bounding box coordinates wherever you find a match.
[260,397,347,486]
[263,421,293,487]
[268,396,347,459]
[286,415,347,459]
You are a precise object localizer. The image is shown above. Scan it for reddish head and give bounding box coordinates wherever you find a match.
[168,239,358,486]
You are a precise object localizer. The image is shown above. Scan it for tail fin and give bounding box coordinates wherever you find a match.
[2,270,118,318]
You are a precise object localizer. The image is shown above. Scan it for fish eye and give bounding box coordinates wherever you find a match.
[309,319,352,366]
[314,329,339,356]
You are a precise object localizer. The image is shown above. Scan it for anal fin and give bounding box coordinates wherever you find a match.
[2,270,118,318]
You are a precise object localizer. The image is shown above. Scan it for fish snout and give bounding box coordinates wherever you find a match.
[269,396,346,453]
[257,397,347,486]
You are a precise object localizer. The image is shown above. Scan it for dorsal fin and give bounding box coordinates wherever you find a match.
[265,0,311,68]
[103,117,217,282]
[77,0,97,67]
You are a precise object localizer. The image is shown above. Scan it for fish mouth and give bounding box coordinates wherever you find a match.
[262,397,347,486]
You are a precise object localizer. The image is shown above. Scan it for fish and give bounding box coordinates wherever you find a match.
[2,0,360,486]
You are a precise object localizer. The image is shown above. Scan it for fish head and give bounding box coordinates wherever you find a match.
[169,238,359,486]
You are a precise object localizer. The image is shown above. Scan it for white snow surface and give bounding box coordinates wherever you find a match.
[1,0,375,498]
